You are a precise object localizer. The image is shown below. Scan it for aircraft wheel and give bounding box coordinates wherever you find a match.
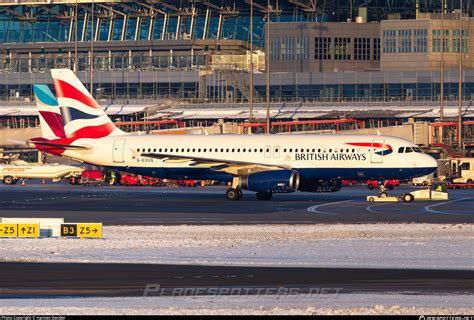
[236,189,243,200]
[226,188,240,201]
[256,191,272,201]
[403,193,414,203]
[3,176,14,185]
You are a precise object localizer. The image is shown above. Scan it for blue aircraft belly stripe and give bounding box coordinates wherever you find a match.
[108,166,437,182]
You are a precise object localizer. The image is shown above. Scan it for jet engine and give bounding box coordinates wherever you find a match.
[241,170,300,193]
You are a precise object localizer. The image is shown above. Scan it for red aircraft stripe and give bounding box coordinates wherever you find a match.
[345,142,392,150]
[53,79,100,109]
[39,111,66,138]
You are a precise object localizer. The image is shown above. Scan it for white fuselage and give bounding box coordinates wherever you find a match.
[58,134,437,182]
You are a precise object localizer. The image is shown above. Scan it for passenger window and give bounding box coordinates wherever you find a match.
[318,149,321,153]
[312,149,315,152]
[237,149,240,152]
[204,148,207,152]
[260,149,263,153]
[289,149,293,152]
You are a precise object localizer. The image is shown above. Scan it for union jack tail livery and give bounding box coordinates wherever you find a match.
[51,68,126,139]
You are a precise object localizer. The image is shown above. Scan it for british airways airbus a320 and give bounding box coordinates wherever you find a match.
[30,69,437,200]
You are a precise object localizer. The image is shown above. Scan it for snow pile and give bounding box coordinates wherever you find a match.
[0,224,472,269]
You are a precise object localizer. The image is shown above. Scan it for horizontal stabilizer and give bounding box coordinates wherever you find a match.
[28,140,89,150]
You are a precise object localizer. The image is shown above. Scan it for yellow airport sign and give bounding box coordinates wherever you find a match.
[61,223,102,238]
[17,224,40,237]
[77,223,102,238]
[0,224,18,237]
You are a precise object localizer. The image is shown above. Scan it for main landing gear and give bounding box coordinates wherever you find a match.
[225,188,272,201]
[225,188,243,201]
[225,177,272,201]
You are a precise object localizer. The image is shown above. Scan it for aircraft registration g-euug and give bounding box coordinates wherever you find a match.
[30,69,438,200]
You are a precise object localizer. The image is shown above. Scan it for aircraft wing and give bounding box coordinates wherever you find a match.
[140,152,291,175]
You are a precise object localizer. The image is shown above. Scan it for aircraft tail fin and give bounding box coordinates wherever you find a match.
[50,68,126,139]
[33,84,66,139]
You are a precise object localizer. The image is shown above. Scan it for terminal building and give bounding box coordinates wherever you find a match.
[0,0,473,158]
[0,0,472,103]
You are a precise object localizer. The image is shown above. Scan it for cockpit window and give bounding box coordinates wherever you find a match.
[413,147,423,153]
[398,147,404,153]
[405,147,413,153]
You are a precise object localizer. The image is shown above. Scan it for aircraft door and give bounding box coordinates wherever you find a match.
[113,138,126,163]
[370,139,384,163]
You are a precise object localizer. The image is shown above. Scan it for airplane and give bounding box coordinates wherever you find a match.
[30,69,438,200]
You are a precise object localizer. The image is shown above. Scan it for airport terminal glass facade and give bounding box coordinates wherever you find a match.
[0,0,473,102]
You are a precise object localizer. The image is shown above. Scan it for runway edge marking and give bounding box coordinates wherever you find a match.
[307,200,354,215]
[424,197,473,215]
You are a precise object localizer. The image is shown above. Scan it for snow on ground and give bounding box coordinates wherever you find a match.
[0,294,472,315]
[0,224,472,269]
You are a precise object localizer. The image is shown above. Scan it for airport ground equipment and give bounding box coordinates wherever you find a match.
[367,182,449,203]
[366,179,400,190]
[0,163,83,185]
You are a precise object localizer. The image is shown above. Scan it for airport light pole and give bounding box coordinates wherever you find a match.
[458,0,463,154]
[265,1,270,134]
[440,0,445,121]
[90,0,94,94]
[249,0,254,122]
[74,0,78,74]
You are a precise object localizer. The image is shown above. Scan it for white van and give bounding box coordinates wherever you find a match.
[452,158,474,184]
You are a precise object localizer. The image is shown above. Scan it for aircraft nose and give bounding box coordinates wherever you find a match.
[425,154,438,172]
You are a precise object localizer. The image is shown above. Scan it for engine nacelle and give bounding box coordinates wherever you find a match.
[298,178,342,193]
[241,170,300,193]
